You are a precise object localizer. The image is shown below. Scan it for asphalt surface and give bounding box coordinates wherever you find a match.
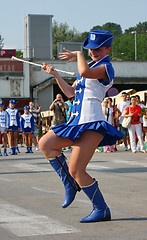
[0,145,147,240]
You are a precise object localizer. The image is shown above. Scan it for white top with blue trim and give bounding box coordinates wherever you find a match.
[68,55,114,126]
[0,110,8,128]
[6,108,19,127]
[21,113,32,128]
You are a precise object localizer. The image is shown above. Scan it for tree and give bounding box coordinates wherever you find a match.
[92,22,122,35]
[102,22,122,35]
[136,21,147,34]
[125,22,147,34]
[52,20,147,61]
[52,20,80,57]
[0,34,4,49]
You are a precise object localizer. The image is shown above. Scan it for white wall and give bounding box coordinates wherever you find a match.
[112,61,147,78]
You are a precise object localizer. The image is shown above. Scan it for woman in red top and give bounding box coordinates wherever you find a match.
[124,96,146,153]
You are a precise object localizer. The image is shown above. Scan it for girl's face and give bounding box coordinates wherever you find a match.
[89,46,111,62]
[24,109,29,114]
[9,103,15,109]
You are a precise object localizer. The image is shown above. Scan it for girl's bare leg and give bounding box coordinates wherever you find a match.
[13,131,18,147]
[69,130,104,186]
[8,132,13,147]
[28,133,33,146]
[39,130,74,159]
[24,133,28,146]
[2,133,7,148]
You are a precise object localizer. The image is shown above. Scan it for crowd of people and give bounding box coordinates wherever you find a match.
[48,91,147,154]
[0,92,146,156]
[0,100,41,155]
[99,92,147,153]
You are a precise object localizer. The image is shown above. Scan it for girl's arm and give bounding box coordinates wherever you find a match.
[42,63,76,98]
[76,51,107,80]
[16,111,20,129]
[5,112,9,129]
[59,48,108,80]
[31,115,34,132]
[20,117,24,132]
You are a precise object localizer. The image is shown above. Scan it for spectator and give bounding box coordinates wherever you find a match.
[65,97,74,122]
[49,94,69,126]
[20,106,34,153]
[124,96,146,153]
[36,105,43,142]
[135,95,146,149]
[18,112,24,147]
[126,93,130,102]
[135,94,146,124]
[6,100,20,155]
[29,101,41,151]
[0,101,8,156]
[117,92,130,151]
[142,106,147,149]
[102,98,115,152]
[108,97,121,151]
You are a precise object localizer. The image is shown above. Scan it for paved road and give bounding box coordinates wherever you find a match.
[0,146,147,240]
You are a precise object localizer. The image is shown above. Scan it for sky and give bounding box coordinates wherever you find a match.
[0,0,147,50]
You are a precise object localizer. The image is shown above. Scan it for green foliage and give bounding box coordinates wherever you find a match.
[16,50,23,58]
[52,21,147,61]
[101,22,122,35]
[52,20,80,57]
[112,32,147,61]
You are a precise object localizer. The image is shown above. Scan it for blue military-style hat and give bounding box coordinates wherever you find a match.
[0,101,4,106]
[83,30,113,49]
[9,99,16,104]
[24,105,30,110]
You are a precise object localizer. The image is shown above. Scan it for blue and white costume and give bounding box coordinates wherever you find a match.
[20,113,34,133]
[52,55,123,146]
[0,110,8,134]
[6,107,20,131]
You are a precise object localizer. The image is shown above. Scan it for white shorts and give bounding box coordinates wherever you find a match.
[0,127,7,134]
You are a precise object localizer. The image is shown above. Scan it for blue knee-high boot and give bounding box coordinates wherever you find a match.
[80,180,111,223]
[49,154,81,208]
[25,146,30,153]
[4,148,8,156]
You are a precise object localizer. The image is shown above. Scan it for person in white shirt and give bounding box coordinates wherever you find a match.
[6,100,20,155]
[142,106,147,148]
[29,102,41,151]
[117,92,130,151]
[20,106,34,153]
[0,101,8,156]
[102,99,115,152]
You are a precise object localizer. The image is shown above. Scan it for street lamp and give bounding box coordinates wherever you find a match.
[131,31,137,61]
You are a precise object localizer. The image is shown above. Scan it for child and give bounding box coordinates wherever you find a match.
[20,106,34,153]
[6,100,20,155]
[39,30,123,223]
[0,101,8,156]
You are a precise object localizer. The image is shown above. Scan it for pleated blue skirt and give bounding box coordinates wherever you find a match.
[52,121,123,146]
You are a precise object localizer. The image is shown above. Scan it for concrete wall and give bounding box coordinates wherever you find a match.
[30,60,147,86]
[23,14,53,59]
[29,60,147,109]
[0,59,30,99]
[112,61,147,78]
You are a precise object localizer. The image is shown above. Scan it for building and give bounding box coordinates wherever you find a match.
[0,14,147,111]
